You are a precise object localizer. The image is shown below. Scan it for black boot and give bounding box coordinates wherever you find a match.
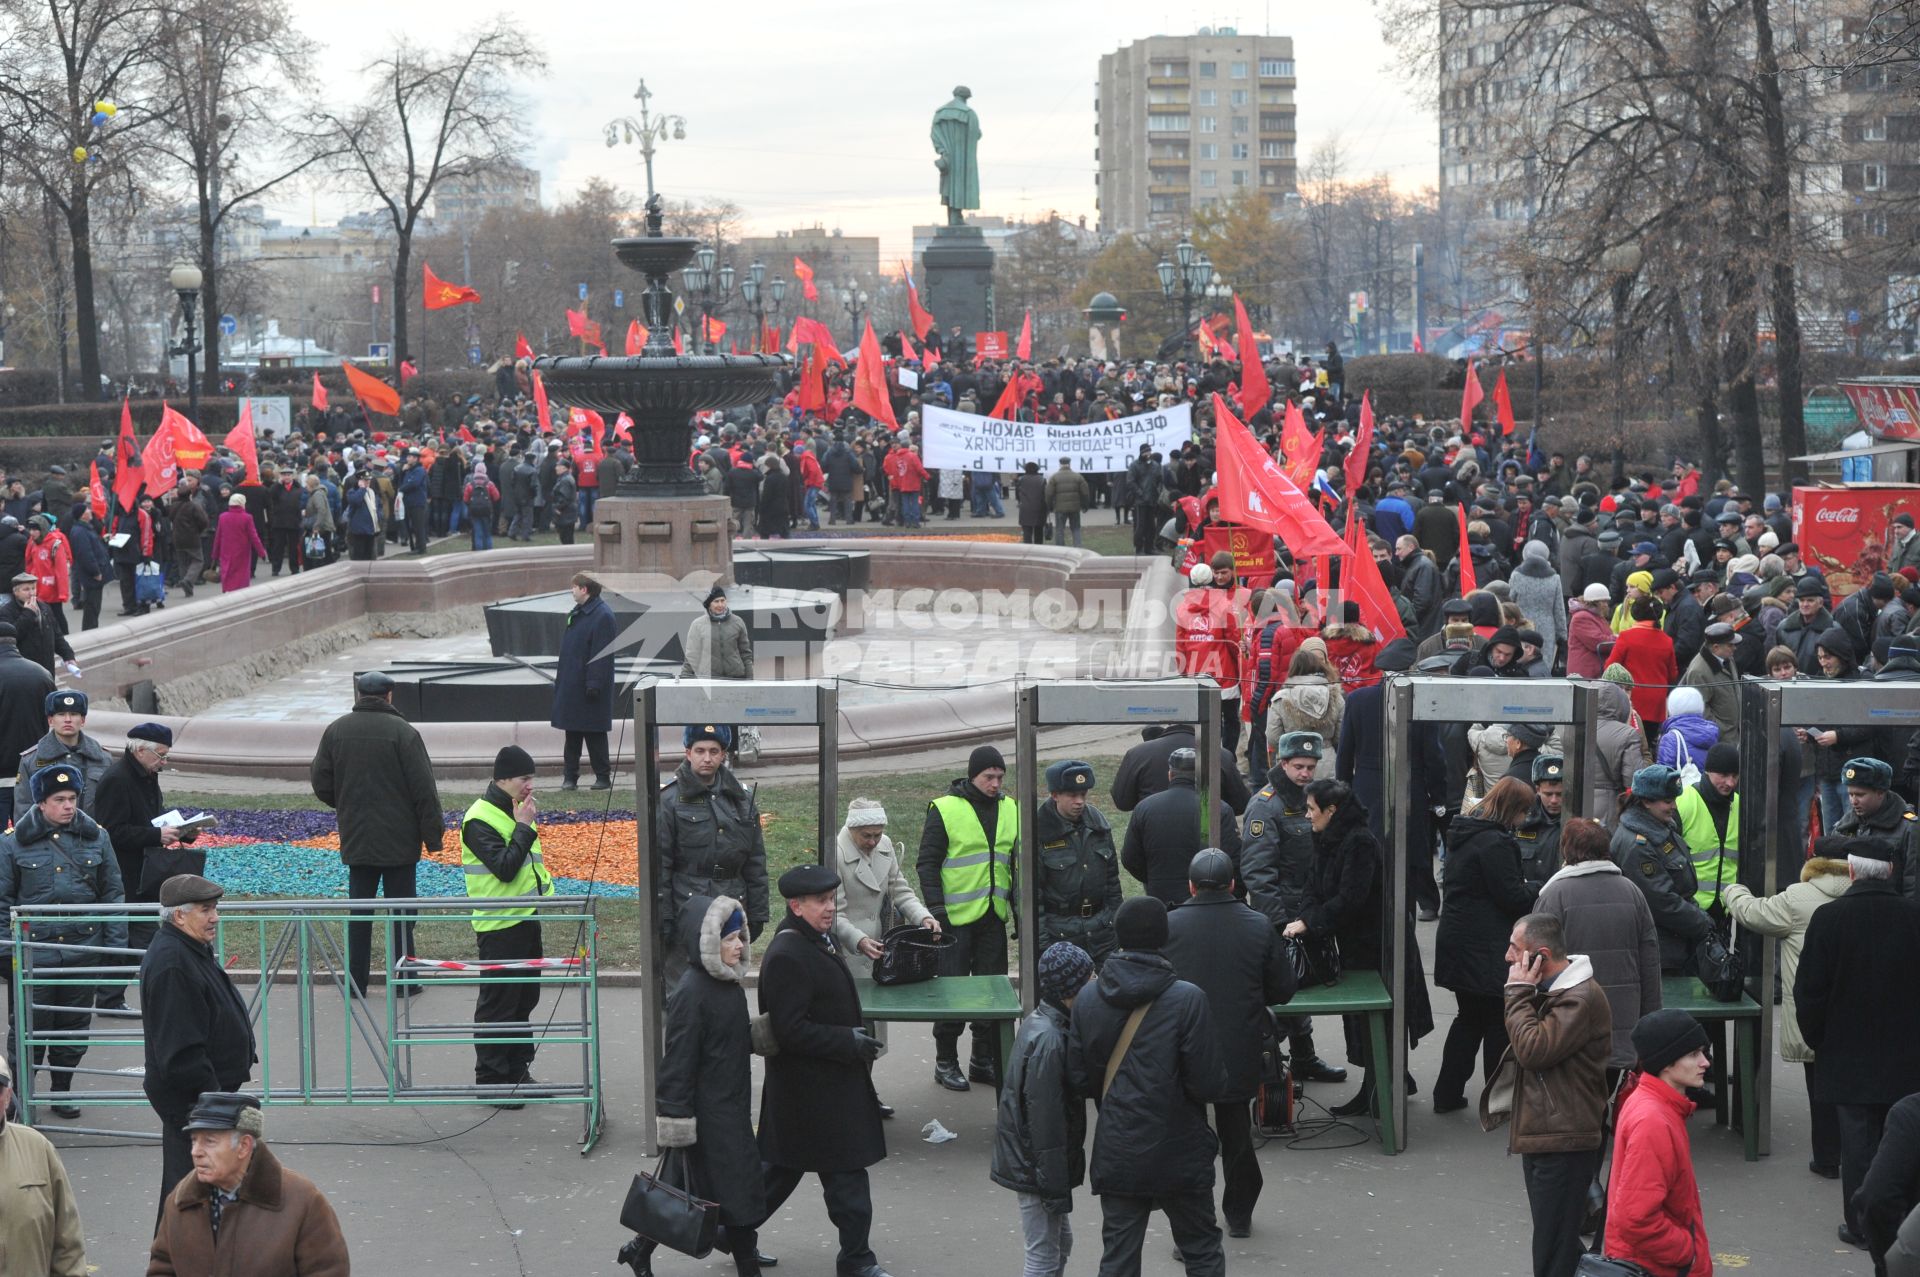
[933,1053,969,1092]
[1329,1072,1375,1118]
[967,1046,1000,1087]
[1294,1055,1348,1085]
[616,1235,656,1276]
[727,1227,766,1276]
[47,1070,80,1120]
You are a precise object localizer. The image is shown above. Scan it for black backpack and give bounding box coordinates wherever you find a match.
[467,482,494,516]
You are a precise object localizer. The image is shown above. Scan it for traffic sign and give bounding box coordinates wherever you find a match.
[218,314,237,336]
[368,342,392,360]
[1848,309,1862,326]
[467,345,484,366]
[578,283,589,301]
[614,289,624,309]
[673,297,685,315]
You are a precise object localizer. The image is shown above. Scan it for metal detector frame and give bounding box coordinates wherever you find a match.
[632,677,839,1154]
[1737,677,1920,1157]
[1013,680,1223,1010]
[1384,675,1601,1153]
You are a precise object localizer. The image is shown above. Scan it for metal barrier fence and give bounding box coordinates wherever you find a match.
[6,895,605,1152]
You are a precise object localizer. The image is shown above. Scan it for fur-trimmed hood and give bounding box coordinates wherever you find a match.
[1801,856,1851,885]
[679,893,748,982]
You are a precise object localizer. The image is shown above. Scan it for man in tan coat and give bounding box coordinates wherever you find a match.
[0,1053,85,1277]
[149,1092,349,1277]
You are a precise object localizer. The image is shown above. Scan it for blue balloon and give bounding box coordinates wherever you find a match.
[90,111,107,128]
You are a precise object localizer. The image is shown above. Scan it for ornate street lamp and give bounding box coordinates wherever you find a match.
[168,263,204,422]
[603,79,686,202]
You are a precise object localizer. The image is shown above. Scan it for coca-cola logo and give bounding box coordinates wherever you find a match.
[1814,506,1861,524]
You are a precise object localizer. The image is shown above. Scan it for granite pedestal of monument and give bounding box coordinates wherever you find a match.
[922,226,994,343]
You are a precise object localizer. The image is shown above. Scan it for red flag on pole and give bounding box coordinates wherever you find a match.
[1233,296,1269,418]
[1492,366,1517,436]
[457,424,476,444]
[793,256,818,301]
[421,262,481,308]
[853,320,898,429]
[1281,400,1318,491]
[1015,310,1032,360]
[626,320,648,355]
[87,459,107,520]
[672,326,685,355]
[341,361,402,415]
[532,370,552,433]
[1461,357,1484,435]
[140,406,182,494]
[1344,500,1408,642]
[899,329,919,362]
[1345,392,1375,497]
[514,332,534,361]
[1211,395,1347,555]
[311,372,328,411]
[162,404,212,470]
[112,398,142,513]
[223,399,261,486]
[1455,503,1477,595]
[792,316,844,364]
[797,346,827,413]
[702,316,728,343]
[904,264,935,340]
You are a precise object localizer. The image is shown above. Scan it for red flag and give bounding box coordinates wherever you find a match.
[1233,296,1270,417]
[457,424,476,444]
[1492,367,1517,436]
[1211,395,1346,555]
[1196,322,1219,361]
[899,329,919,362]
[1281,400,1318,491]
[626,320,648,355]
[341,361,402,415]
[141,405,182,494]
[792,316,844,364]
[311,372,328,411]
[87,459,107,520]
[1015,310,1032,361]
[793,256,818,301]
[904,264,935,340]
[162,404,212,470]
[1345,392,1375,498]
[112,398,142,512]
[532,370,552,433]
[223,399,261,486]
[565,308,606,352]
[1455,505,1478,595]
[1343,501,1408,642]
[1412,332,1425,354]
[514,332,534,360]
[422,262,481,309]
[672,327,684,355]
[566,405,606,442]
[702,315,727,343]
[613,412,634,442]
[1461,357,1484,435]
[853,320,898,429]
[797,346,827,413]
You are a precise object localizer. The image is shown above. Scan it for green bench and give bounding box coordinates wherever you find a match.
[857,974,1022,1082]
[1659,975,1764,1162]
[1277,970,1402,1153]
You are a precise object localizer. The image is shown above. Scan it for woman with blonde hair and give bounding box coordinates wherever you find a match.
[1267,646,1344,778]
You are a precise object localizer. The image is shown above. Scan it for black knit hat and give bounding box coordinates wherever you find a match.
[1631,1009,1709,1075]
[967,745,1005,778]
[1114,896,1169,951]
[493,745,535,781]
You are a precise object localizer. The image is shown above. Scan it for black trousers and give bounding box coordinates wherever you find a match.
[79,580,104,630]
[555,522,576,545]
[347,532,376,561]
[267,527,303,574]
[760,1163,875,1270]
[473,920,543,1083]
[1133,509,1159,554]
[5,954,94,1073]
[346,862,418,996]
[1409,828,1442,914]
[563,731,610,784]
[1523,1148,1602,1277]
[406,505,427,553]
[155,1107,192,1229]
[1436,990,1509,1103]
[1213,1099,1262,1226]
[1804,1063,1842,1170]
[933,914,1008,1057]
[1838,1101,1893,1234]
[116,562,144,613]
[1097,1187,1224,1277]
[1219,697,1242,760]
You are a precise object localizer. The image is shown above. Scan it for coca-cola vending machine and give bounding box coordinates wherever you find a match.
[1792,485,1920,595]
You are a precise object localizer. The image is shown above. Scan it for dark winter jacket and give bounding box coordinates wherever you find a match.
[0,803,124,950]
[1164,889,1296,1100]
[1109,725,1251,814]
[139,918,257,1120]
[0,598,73,676]
[14,728,110,814]
[1239,766,1318,932]
[1795,878,1920,1106]
[1611,802,1709,973]
[1032,798,1122,962]
[549,594,617,733]
[1295,798,1385,972]
[309,697,444,867]
[1534,859,1664,1068]
[1776,604,1833,675]
[1066,949,1225,1197]
[1435,814,1539,997]
[93,747,201,902]
[1119,775,1242,906]
[990,1001,1086,1207]
[655,761,769,939]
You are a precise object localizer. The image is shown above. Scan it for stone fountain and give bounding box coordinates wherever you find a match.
[533,195,788,580]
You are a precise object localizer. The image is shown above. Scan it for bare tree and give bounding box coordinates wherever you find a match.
[310,20,543,367]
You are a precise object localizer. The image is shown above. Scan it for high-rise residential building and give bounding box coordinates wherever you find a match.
[433,163,541,226]
[1096,27,1298,234]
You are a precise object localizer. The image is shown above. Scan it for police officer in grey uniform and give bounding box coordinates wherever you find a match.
[1032,759,1123,964]
[16,689,111,814]
[1239,731,1347,1084]
[0,762,125,1118]
[1514,754,1567,893]
[655,723,769,985]
[1831,756,1920,898]
[1609,764,1709,975]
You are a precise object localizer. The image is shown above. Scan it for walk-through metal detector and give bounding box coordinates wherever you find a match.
[632,677,839,1153]
[1013,680,1223,1010]
[1738,677,1920,1157]
[1384,676,1601,1148]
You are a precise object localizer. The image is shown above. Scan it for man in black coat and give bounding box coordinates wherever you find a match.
[756,865,893,1277]
[1794,840,1920,1249]
[139,873,255,1222]
[310,670,444,996]
[1108,722,1250,815]
[1858,1092,1920,1273]
[1068,896,1227,1275]
[92,723,198,981]
[1163,849,1295,1237]
[550,572,618,790]
[1120,748,1242,906]
[0,623,53,829]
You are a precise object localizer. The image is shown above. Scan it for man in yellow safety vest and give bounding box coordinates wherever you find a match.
[916,744,1018,1092]
[459,745,555,1107]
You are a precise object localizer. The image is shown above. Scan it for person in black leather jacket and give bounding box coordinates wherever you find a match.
[656,725,769,986]
[991,941,1092,1275]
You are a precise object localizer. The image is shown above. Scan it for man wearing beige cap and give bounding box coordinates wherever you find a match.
[140,874,255,1222]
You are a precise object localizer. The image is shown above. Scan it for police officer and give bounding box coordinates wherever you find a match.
[459,745,556,1103]
[1240,732,1346,1085]
[1832,755,1920,898]
[918,745,1017,1092]
[656,724,769,987]
[0,763,124,1118]
[1674,742,1741,911]
[1514,754,1567,894]
[1610,765,1710,975]
[15,689,111,814]
[1032,759,1122,964]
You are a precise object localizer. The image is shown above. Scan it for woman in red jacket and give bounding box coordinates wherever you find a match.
[1604,1009,1713,1276]
[1604,598,1679,746]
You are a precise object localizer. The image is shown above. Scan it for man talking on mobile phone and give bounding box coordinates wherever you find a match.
[1484,912,1613,1277]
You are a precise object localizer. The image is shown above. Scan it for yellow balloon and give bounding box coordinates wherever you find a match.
[93,100,116,117]
[71,146,87,163]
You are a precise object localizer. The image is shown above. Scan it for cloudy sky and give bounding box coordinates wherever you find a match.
[285,2,1434,260]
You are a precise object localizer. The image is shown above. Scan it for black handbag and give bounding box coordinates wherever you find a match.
[1574,1257,1659,1277]
[871,924,957,986]
[1691,917,1746,1003]
[620,1149,719,1258]
[1282,933,1342,987]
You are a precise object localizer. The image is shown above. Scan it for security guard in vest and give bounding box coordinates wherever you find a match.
[1240,731,1346,1084]
[1032,759,1122,965]
[1673,742,1741,911]
[1832,754,1920,897]
[656,724,769,988]
[1515,754,1568,894]
[459,745,554,1104]
[917,744,1017,1091]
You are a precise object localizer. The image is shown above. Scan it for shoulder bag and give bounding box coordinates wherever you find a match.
[1282,932,1342,987]
[1102,1000,1155,1099]
[619,1148,719,1258]
[870,924,956,986]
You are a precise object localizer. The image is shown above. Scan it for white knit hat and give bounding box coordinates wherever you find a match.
[845,797,888,828]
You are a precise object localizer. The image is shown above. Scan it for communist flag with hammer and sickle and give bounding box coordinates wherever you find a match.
[422,262,481,309]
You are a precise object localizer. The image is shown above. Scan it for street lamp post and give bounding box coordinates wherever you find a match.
[680,245,735,353]
[1601,243,1643,452]
[839,284,869,338]
[741,261,767,353]
[603,79,687,202]
[169,263,204,423]
[1156,236,1213,361]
